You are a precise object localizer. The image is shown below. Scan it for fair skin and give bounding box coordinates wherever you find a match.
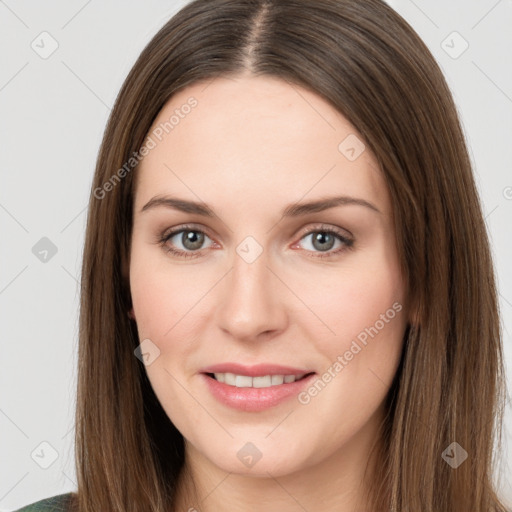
[129,74,410,512]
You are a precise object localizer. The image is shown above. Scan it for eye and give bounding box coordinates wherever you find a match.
[158,224,214,259]
[293,224,354,259]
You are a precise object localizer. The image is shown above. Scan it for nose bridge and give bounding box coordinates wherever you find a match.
[231,247,269,299]
[215,242,286,340]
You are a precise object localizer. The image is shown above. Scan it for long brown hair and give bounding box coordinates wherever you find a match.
[72,0,509,510]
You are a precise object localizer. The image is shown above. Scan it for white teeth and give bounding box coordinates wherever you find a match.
[212,372,306,388]
[235,375,252,387]
[224,373,236,386]
[271,375,284,385]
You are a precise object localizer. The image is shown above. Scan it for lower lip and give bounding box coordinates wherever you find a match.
[201,373,316,412]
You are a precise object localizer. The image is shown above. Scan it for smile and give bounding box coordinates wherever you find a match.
[201,372,317,412]
[208,372,312,388]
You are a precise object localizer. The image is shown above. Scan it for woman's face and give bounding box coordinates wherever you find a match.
[129,74,409,478]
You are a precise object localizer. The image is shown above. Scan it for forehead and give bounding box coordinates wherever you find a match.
[134,75,389,216]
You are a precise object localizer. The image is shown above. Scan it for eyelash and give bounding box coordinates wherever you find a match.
[157,223,354,260]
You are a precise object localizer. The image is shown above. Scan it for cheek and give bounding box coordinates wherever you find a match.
[129,238,215,387]
[296,237,407,410]
[129,244,207,432]
[300,243,405,350]
[129,233,198,338]
[130,272,171,339]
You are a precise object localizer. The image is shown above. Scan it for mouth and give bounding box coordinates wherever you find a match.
[201,370,318,412]
[203,371,316,388]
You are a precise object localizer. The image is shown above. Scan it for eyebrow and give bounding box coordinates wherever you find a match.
[140,194,381,216]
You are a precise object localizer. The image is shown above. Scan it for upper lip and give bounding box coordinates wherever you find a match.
[200,363,315,377]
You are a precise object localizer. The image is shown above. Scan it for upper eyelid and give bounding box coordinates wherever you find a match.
[297,223,353,239]
[163,223,215,242]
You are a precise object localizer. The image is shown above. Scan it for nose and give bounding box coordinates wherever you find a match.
[214,247,288,342]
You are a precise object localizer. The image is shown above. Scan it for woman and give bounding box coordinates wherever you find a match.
[15,0,509,510]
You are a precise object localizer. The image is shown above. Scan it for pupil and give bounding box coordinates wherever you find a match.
[183,231,204,250]
[314,232,334,251]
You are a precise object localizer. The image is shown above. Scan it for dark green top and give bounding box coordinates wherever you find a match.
[13,493,74,511]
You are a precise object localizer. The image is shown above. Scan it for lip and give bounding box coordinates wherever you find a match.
[200,371,317,412]
[199,362,313,377]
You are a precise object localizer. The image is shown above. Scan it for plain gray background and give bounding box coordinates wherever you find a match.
[1,0,511,510]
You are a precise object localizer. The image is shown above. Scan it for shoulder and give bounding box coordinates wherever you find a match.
[12,492,75,511]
